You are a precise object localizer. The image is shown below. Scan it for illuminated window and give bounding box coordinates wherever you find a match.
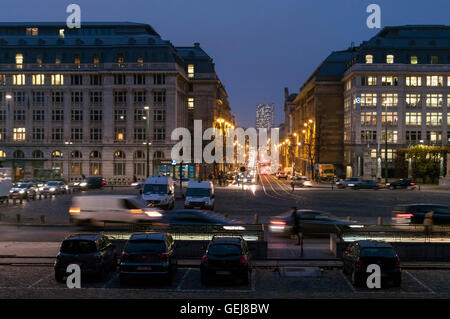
[15,54,24,69]
[13,127,26,141]
[13,74,25,85]
[361,76,377,86]
[426,75,443,87]
[188,97,194,110]
[59,29,65,38]
[381,76,398,86]
[187,64,194,78]
[370,149,377,158]
[51,74,64,85]
[360,112,377,125]
[0,150,5,158]
[430,56,439,64]
[26,28,38,36]
[360,93,377,107]
[381,149,396,162]
[365,55,373,64]
[426,94,443,107]
[410,56,418,64]
[74,55,80,65]
[406,76,422,86]
[32,74,44,85]
[427,131,442,143]
[381,93,398,107]
[406,94,421,107]
[381,112,398,125]
[426,112,443,126]
[93,55,100,65]
[386,55,394,64]
[114,128,126,142]
[117,55,124,64]
[137,58,144,66]
[405,112,422,126]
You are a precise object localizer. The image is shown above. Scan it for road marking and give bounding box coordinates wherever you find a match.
[404,270,435,294]
[27,273,53,288]
[339,270,356,293]
[176,268,191,291]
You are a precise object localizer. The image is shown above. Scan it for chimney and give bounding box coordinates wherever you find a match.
[194,42,200,48]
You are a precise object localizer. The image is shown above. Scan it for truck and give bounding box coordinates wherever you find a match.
[317,164,335,181]
[0,168,12,203]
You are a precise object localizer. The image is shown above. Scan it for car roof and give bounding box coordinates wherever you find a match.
[355,240,393,248]
[129,232,168,241]
[65,233,102,241]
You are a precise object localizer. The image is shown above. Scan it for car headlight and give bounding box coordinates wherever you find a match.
[80,182,87,187]
[348,184,354,187]
[19,190,25,194]
[50,187,56,192]
[9,190,13,193]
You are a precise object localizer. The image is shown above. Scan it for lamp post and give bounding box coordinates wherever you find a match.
[384,101,388,184]
[64,141,73,182]
[144,106,150,177]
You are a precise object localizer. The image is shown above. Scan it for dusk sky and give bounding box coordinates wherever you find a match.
[1,0,448,127]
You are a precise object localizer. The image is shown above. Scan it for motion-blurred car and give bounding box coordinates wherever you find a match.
[392,204,450,225]
[69,195,163,226]
[119,232,177,284]
[276,171,288,179]
[269,209,361,235]
[342,241,401,287]
[131,181,144,189]
[386,179,416,190]
[158,209,241,229]
[200,235,252,285]
[54,234,117,282]
[41,180,68,195]
[336,177,363,189]
[78,177,106,190]
[292,176,313,188]
[9,182,39,199]
[351,180,381,190]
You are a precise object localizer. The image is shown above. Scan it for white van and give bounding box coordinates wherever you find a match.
[0,168,12,202]
[184,181,215,210]
[69,195,162,226]
[141,176,175,210]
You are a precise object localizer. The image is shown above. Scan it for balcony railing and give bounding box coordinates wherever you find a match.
[0,63,176,72]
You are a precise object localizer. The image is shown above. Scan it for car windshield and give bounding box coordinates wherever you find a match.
[186,188,211,197]
[208,244,242,257]
[143,184,167,194]
[87,177,99,182]
[125,240,166,253]
[61,240,97,254]
[360,248,397,258]
[47,182,59,186]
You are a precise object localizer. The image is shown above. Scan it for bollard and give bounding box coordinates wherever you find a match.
[378,217,383,225]
[16,214,21,223]
[254,213,259,224]
[40,215,45,224]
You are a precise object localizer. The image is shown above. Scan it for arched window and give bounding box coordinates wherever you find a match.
[51,150,63,158]
[153,151,164,159]
[114,150,125,159]
[13,150,24,158]
[134,150,145,159]
[32,150,44,159]
[90,151,101,159]
[71,150,82,158]
[0,150,5,158]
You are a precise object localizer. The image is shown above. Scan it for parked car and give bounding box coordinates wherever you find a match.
[119,232,177,284]
[292,176,313,188]
[184,181,215,210]
[387,179,416,190]
[276,171,288,179]
[269,209,361,235]
[54,234,117,282]
[342,240,401,287]
[9,182,39,199]
[200,235,252,285]
[69,195,163,226]
[392,204,450,225]
[41,180,68,195]
[336,177,362,189]
[351,180,381,190]
[79,177,106,190]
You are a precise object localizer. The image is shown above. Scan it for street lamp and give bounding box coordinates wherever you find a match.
[383,101,388,184]
[144,106,151,177]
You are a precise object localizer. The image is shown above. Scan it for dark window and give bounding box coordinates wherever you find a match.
[61,240,97,254]
[125,240,166,253]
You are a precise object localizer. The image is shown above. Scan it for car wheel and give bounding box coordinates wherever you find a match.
[55,273,65,283]
[390,185,395,190]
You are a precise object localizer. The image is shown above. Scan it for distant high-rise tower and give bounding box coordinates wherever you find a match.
[256,103,274,130]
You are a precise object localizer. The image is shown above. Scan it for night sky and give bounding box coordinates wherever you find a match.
[1,0,449,127]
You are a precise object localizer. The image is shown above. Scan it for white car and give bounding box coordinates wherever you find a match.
[184,181,215,210]
[69,195,163,226]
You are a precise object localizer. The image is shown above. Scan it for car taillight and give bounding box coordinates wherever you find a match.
[69,207,80,214]
[396,213,413,218]
[395,257,401,267]
[158,252,170,259]
[410,182,415,186]
[102,181,106,184]
[270,220,286,225]
[201,255,208,264]
[240,255,248,265]
[355,258,364,268]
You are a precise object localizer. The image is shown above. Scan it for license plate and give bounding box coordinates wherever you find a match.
[216,271,231,275]
[137,266,152,271]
